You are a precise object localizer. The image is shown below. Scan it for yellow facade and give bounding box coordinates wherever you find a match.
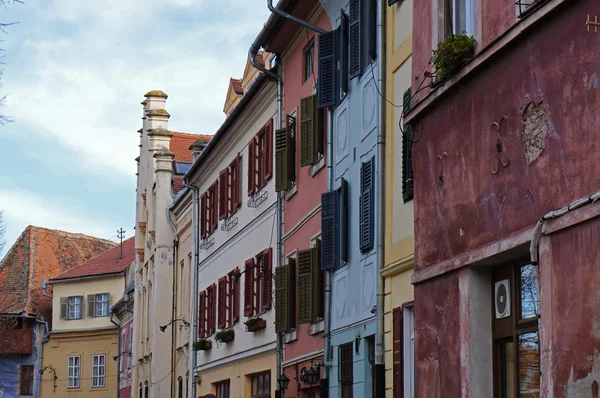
[195,353,276,397]
[40,328,119,397]
[384,0,415,397]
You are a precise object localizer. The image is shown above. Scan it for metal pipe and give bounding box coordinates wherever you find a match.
[37,317,50,397]
[109,312,122,398]
[267,0,327,34]
[166,202,179,398]
[323,109,333,377]
[183,183,199,398]
[275,72,285,398]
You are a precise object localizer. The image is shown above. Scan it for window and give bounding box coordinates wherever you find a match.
[68,296,82,320]
[144,382,149,398]
[139,383,143,398]
[20,365,33,395]
[173,161,192,175]
[68,355,81,388]
[403,305,415,398]
[92,354,106,387]
[96,293,109,317]
[275,114,297,193]
[128,324,133,370]
[227,268,240,327]
[493,262,540,398]
[305,41,314,82]
[452,0,473,35]
[300,95,323,167]
[367,336,376,397]
[248,119,273,196]
[298,240,324,324]
[251,372,271,398]
[321,179,349,270]
[359,157,375,253]
[178,377,184,398]
[244,249,273,317]
[120,331,126,373]
[219,155,242,220]
[200,181,219,239]
[216,380,231,398]
[339,342,354,398]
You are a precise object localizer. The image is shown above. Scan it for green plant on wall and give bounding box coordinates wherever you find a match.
[430,32,476,82]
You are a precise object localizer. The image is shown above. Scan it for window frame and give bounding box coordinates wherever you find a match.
[250,371,271,398]
[20,364,34,395]
[67,355,81,389]
[452,0,474,35]
[96,293,109,317]
[403,303,415,398]
[92,354,106,388]
[304,39,315,82]
[215,379,231,398]
[339,342,354,398]
[68,296,82,320]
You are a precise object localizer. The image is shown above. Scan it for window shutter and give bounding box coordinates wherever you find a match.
[300,95,318,166]
[231,267,240,323]
[77,296,84,319]
[261,248,272,311]
[340,12,349,95]
[217,277,226,329]
[234,154,242,210]
[298,249,313,324]
[318,30,337,108]
[264,119,273,181]
[219,169,228,220]
[248,138,256,195]
[321,191,338,270]
[360,157,375,252]
[402,124,414,203]
[393,306,404,398]
[209,284,216,334]
[349,0,362,78]
[200,193,207,239]
[312,240,324,320]
[244,259,255,316]
[340,178,349,264]
[275,127,291,192]
[211,182,219,232]
[198,291,206,338]
[368,0,377,60]
[88,295,96,317]
[403,87,412,114]
[288,257,296,330]
[60,297,68,319]
[275,265,289,333]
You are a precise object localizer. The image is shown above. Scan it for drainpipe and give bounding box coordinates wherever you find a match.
[166,202,179,398]
[36,316,50,397]
[109,312,122,398]
[183,183,199,398]
[323,108,333,383]
[266,0,327,34]
[374,0,387,393]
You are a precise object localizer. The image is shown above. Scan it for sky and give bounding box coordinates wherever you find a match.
[0,0,271,256]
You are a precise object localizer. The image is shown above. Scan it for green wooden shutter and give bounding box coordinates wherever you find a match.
[275,265,289,333]
[349,0,362,78]
[275,127,291,192]
[312,241,324,320]
[300,95,318,166]
[321,191,338,270]
[360,157,375,252]
[60,297,68,319]
[298,249,313,324]
[88,295,96,317]
[318,30,337,108]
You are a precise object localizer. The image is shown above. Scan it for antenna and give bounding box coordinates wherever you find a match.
[117,228,126,259]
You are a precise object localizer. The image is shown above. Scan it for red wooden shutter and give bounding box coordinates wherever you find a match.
[210,284,217,334]
[235,154,242,209]
[261,248,272,311]
[244,259,255,316]
[232,267,240,323]
[264,119,273,181]
[219,170,228,220]
[217,277,226,329]
[211,182,219,232]
[248,138,256,195]
[198,291,206,338]
[393,306,403,398]
[200,193,207,239]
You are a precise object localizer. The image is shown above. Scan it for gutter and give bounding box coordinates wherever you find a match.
[49,272,124,284]
[166,201,179,398]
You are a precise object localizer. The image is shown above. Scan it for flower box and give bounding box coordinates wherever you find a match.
[192,339,212,351]
[215,329,235,344]
[244,317,267,332]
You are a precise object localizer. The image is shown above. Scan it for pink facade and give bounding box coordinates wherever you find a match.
[119,320,133,398]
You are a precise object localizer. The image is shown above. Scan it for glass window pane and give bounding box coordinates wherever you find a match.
[520,265,539,320]
[500,341,516,398]
[519,332,540,398]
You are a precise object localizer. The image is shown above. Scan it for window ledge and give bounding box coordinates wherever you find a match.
[311,156,325,177]
[309,319,325,335]
[403,0,564,125]
[285,183,297,201]
[284,329,297,343]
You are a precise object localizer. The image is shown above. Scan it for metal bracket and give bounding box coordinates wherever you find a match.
[247,189,268,208]
[587,15,600,32]
[220,216,238,232]
[199,237,215,251]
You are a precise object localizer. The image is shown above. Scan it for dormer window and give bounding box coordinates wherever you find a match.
[173,161,192,176]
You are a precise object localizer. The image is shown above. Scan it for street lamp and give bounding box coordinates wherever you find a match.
[277,374,290,391]
[304,366,320,385]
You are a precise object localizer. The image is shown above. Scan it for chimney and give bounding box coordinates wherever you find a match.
[189,137,209,162]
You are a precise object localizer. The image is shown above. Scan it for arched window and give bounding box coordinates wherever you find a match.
[178,377,183,398]
[144,381,149,398]
[138,383,143,398]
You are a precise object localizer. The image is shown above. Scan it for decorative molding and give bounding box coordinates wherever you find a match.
[380,255,414,278]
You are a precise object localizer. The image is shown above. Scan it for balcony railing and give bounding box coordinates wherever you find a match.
[0,329,33,355]
[516,0,550,18]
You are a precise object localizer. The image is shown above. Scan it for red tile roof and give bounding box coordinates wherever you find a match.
[170,132,213,162]
[230,78,243,95]
[173,177,185,194]
[51,237,135,282]
[0,226,115,321]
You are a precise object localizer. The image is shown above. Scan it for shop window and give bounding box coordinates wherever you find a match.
[251,371,271,398]
[216,379,231,398]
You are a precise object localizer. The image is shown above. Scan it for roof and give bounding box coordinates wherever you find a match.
[230,78,244,95]
[51,237,135,282]
[171,132,212,162]
[0,226,115,321]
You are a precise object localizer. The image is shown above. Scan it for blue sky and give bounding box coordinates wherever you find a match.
[0,0,270,255]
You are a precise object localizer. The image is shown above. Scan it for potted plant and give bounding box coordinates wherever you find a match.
[244,316,267,332]
[192,339,212,351]
[430,32,476,82]
[215,328,235,344]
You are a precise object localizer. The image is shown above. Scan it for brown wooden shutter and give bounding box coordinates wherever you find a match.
[275,264,289,333]
[300,95,318,166]
[198,291,206,338]
[244,259,255,316]
[393,306,403,398]
[217,277,226,329]
[288,257,297,330]
[219,169,228,220]
[248,138,256,195]
[261,248,272,311]
[264,119,273,181]
[275,126,291,192]
[87,295,96,317]
[200,193,207,239]
[60,297,68,319]
[298,249,313,323]
[312,240,324,320]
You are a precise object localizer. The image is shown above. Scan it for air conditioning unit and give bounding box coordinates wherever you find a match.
[495,280,511,319]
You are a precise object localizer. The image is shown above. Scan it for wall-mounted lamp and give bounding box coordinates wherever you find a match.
[159,317,190,332]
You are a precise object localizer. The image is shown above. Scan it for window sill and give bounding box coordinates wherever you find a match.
[285,183,297,201]
[309,319,325,335]
[284,329,297,343]
[403,0,564,125]
[311,156,325,177]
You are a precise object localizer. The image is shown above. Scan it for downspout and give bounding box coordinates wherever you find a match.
[166,202,179,398]
[109,312,122,398]
[183,183,199,398]
[323,107,333,382]
[267,0,327,34]
[37,317,50,397]
[375,0,387,394]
